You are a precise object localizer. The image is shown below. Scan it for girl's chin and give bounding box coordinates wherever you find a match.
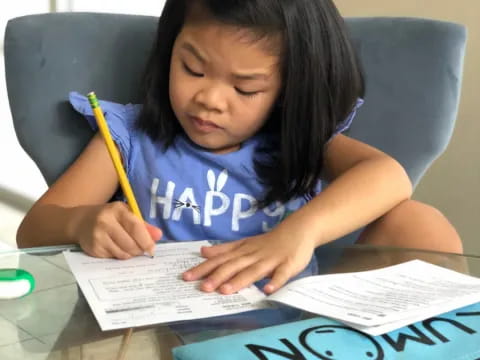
[187,135,241,154]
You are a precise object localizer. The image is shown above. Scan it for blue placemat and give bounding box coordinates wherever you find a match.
[172,302,480,360]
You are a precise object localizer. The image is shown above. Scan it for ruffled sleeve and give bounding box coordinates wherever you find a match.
[333,98,364,136]
[68,91,142,175]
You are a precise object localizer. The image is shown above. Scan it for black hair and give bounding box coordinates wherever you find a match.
[138,0,365,207]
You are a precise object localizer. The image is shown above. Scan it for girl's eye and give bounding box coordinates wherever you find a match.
[235,87,260,98]
[182,62,203,77]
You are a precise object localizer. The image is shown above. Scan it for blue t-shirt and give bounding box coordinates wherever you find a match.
[70,91,362,245]
[69,92,363,331]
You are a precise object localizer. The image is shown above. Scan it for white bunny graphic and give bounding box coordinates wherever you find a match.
[204,169,231,226]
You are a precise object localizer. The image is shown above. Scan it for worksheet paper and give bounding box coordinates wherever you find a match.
[64,241,480,336]
[268,259,480,335]
[63,241,268,331]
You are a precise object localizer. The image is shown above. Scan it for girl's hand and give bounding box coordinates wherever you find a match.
[182,230,316,294]
[74,202,162,259]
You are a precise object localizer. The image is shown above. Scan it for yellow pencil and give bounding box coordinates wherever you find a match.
[87,91,154,258]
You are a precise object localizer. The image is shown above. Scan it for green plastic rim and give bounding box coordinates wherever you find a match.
[0,268,35,296]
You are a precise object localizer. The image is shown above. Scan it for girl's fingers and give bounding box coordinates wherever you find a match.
[201,240,244,258]
[264,264,293,294]
[85,233,131,260]
[84,244,111,259]
[80,232,114,259]
[218,261,276,295]
[183,251,240,281]
[105,237,133,260]
[145,222,162,241]
[108,223,143,256]
[119,213,156,255]
[199,255,259,292]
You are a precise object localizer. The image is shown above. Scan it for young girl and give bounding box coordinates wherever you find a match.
[17,0,462,296]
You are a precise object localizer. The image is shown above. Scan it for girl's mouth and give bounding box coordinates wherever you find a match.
[190,116,221,133]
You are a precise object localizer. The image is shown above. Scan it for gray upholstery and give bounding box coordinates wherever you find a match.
[5,13,158,186]
[4,13,466,247]
[346,18,466,186]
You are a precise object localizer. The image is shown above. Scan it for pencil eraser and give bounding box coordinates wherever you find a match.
[0,269,35,299]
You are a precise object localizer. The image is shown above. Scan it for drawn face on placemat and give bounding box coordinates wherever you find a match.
[300,325,384,360]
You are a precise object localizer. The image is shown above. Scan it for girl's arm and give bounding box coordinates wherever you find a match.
[184,134,412,293]
[16,133,159,257]
[278,133,412,247]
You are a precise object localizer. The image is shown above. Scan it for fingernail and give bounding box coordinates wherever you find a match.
[220,284,232,294]
[264,284,275,293]
[202,280,214,291]
[183,271,193,281]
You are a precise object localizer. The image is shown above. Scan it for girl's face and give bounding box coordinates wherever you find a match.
[169,17,282,154]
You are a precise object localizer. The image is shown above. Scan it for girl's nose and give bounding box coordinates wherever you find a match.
[193,83,228,113]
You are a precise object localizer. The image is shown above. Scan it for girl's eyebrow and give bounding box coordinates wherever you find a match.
[180,42,271,81]
[181,42,206,64]
[233,72,269,81]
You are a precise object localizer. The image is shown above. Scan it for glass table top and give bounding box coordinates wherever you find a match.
[0,244,479,360]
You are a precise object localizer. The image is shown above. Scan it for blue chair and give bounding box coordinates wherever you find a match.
[4,13,466,248]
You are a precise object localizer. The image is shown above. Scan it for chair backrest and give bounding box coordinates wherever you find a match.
[4,13,466,188]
